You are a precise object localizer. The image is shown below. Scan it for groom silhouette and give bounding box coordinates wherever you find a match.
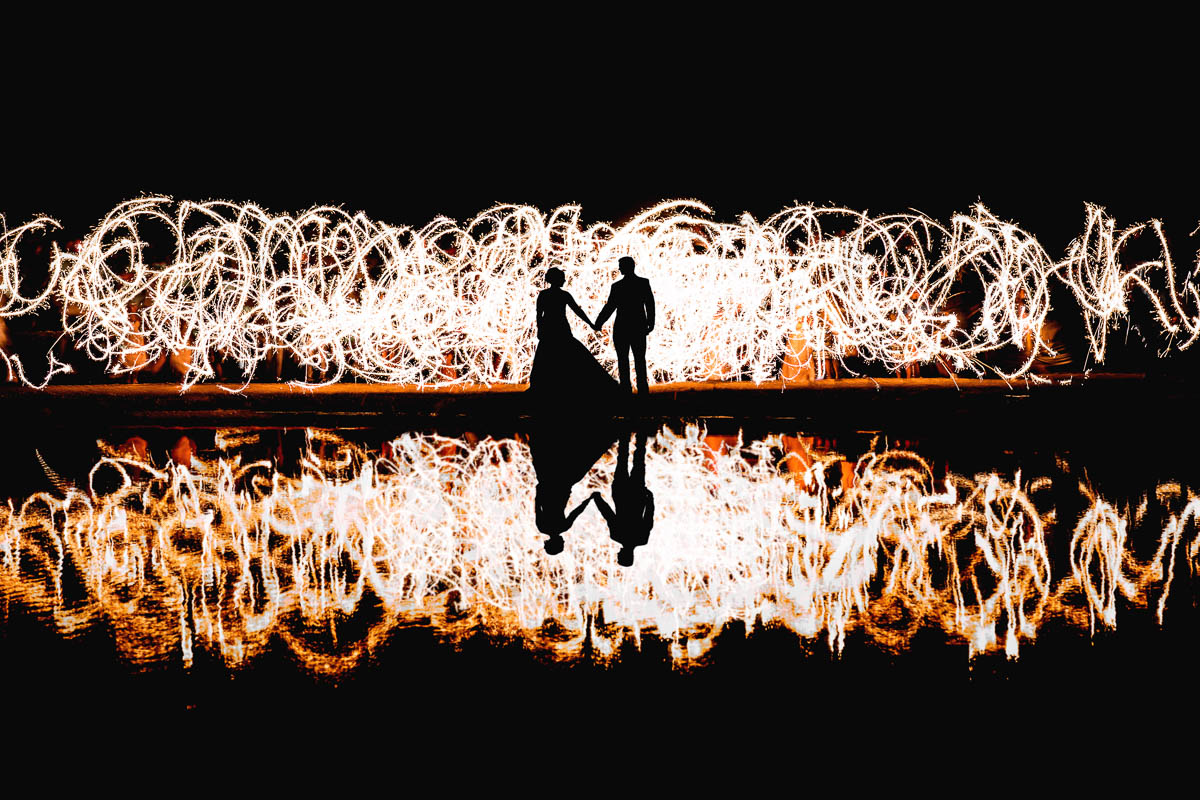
[594,256,655,396]
[591,429,654,567]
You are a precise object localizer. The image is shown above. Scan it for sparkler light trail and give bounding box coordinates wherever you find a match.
[2,428,1194,674]
[1,198,1197,388]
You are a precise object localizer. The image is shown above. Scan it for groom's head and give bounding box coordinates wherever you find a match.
[618,256,636,276]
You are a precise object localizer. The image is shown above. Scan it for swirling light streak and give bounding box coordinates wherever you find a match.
[0,214,73,386]
[1,428,1195,674]
[1,198,1197,389]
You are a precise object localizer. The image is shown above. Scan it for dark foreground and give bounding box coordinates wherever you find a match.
[0,373,1170,431]
[2,386,1197,772]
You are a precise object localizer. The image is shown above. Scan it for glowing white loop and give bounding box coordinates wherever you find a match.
[2,428,1195,672]
[1,198,1198,389]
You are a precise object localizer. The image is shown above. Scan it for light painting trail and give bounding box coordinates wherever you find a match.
[1,198,1198,389]
[2,428,1195,674]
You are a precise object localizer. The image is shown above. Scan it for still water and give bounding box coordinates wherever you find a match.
[2,420,1198,720]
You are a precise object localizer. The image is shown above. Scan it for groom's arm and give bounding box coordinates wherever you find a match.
[594,287,616,330]
[643,281,655,332]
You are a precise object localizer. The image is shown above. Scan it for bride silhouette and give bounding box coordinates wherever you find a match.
[527,267,621,402]
[529,420,617,554]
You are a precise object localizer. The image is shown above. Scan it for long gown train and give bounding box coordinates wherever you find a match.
[528,333,621,399]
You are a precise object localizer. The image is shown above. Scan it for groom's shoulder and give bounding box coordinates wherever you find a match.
[614,275,650,291]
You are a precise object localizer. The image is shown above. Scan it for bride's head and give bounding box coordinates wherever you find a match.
[544,267,565,288]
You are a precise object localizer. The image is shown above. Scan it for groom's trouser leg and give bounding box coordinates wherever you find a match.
[615,338,632,393]
[631,336,648,395]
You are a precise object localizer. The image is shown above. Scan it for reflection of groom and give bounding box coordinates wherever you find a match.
[591,430,654,567]
[594,256,655,396]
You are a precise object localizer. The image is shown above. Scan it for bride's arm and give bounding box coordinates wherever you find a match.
[565,292,593,328]
[563,494,593,528]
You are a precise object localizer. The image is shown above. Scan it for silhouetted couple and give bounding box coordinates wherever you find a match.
[531,425,655,568]
[527,256,655,400]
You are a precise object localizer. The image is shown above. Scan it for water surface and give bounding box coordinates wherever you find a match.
[2,421,1197,721]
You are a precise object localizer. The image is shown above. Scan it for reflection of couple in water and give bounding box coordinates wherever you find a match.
[528,256,655,399]
[526,256,657,566]
[531,425,655,568]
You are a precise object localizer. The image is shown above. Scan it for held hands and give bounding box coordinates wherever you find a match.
[585,318,653,334]
[589,323,654,334]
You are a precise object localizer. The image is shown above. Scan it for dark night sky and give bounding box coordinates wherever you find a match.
[3,12,1195,257]
[4,18,1200,747]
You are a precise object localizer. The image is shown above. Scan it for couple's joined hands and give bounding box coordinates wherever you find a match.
[587,321,653,334]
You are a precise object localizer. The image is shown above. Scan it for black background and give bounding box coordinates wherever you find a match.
[3,10,1196,256]
[2,8,1198,767]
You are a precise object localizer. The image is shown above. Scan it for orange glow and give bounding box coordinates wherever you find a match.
[1,428,1195,674]
[2,199,1198,388]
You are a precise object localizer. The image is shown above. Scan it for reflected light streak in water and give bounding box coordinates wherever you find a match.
[2,199,1199,387]
[1,428,1197,674]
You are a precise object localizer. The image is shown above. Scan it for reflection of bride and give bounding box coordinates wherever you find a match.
[529,418,617,555]
[527,268,621,399]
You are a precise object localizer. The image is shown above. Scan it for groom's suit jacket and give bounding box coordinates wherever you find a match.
[596,276,655,340]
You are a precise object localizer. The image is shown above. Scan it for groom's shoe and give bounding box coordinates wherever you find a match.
[615,391,636,418]
[622,392,650,420]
